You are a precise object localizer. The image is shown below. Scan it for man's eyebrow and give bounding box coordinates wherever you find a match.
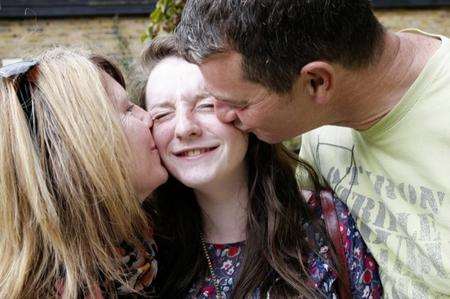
[214,96,248,107]
[194,92,212,101]
[207,92,231,102]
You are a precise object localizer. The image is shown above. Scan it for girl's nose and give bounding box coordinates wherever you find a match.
[174,112,202,140]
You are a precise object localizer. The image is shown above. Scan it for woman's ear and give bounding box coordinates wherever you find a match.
[300,61,335,105]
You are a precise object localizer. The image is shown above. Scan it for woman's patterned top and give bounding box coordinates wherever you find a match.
[187,193,383,298]
[55,234,158,298]
[112,237,158,297]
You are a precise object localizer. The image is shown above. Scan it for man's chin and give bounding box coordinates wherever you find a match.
[254,129,302,144]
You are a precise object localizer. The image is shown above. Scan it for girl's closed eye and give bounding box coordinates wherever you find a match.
[152,111,173,121]
[196,102,214,111]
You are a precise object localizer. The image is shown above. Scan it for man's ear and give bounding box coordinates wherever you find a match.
[299,61,334,105]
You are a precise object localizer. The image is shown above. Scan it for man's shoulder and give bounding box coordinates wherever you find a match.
[302,125,354,148]
[299,126,356,175]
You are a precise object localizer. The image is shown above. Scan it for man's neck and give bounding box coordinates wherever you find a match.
[194,166,248,244]
[332,30,441,130]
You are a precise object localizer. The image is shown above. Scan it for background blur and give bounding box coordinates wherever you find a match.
[1,0,450,72]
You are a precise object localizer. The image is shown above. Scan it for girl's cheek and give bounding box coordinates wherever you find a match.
[152,124,173,149]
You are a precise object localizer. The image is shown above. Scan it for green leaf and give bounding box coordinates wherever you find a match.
[143,0,187,41]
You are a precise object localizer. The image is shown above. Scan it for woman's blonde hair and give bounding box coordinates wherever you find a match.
[0,47,149,298]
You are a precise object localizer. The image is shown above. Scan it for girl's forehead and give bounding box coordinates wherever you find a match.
[146,62,210,109]
[148,89,212,111]
[149,56,202,84]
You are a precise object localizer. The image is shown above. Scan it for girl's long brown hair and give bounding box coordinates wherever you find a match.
[139,36,338,298]
[149,136,327,298]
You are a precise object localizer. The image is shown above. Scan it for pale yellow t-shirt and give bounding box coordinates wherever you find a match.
[300,31,450,298]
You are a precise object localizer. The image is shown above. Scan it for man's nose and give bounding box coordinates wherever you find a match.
[174,112,202,139]
[214,100,238,124]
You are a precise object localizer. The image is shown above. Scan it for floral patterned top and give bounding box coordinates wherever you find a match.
[187,193,383,299]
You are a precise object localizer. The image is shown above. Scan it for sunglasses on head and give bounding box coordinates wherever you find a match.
[0,59,39,126]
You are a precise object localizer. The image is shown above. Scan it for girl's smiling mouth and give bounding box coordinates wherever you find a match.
[174,146,219,158]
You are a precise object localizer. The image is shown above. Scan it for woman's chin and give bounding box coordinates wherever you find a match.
[151,168,169,190]
[137,168,169,202]
[159,168,169,184]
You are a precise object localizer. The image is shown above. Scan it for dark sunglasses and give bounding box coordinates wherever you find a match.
[0,60,39,126]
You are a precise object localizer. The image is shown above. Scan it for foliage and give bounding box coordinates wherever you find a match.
[142,0,186,42]
[283,136,302,154]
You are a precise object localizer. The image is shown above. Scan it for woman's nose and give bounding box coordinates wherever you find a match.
[136,106,153,129]
[174,112,202,140]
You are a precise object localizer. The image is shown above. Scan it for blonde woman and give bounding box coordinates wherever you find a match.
[0,48,167,298]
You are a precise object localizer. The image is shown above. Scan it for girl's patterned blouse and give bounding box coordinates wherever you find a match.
[187,193,383,299]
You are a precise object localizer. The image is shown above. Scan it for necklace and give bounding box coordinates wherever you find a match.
[200,233,223,299]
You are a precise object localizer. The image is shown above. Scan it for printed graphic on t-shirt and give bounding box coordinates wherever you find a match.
[309,140,449,299]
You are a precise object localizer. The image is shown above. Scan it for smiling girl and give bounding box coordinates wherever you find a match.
[138,36,382,299]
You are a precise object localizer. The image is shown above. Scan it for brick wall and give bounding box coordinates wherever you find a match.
[0,16,147,72]
[376,8,450,36]
[1,8,449,71]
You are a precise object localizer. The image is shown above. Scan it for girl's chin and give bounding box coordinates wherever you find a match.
[176,176,217,189]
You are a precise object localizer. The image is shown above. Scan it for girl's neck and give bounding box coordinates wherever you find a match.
[194,165,248,244]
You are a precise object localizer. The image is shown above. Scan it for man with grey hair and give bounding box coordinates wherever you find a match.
[176,0,450,298]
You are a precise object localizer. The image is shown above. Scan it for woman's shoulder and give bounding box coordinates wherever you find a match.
[106,235,158,297]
